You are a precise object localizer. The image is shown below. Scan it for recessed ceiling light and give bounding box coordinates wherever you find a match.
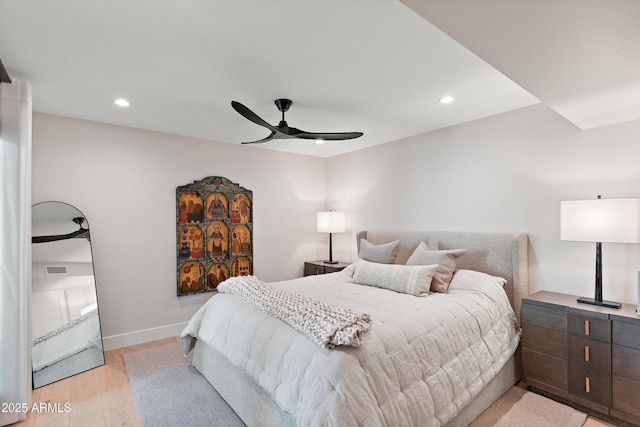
[315,139,325,145]
[439,95,455,104]
[114,98,130,107]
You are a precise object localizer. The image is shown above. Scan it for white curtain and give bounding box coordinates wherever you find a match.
[0,79,32,426]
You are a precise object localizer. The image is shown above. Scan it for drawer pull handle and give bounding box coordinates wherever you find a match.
[584,320,590,336]
[585,377,591,393]
[584,345,590,362]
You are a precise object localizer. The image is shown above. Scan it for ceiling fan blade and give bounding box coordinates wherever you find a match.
[241,131,277,144]
[232,99,363,144]
[293,131,363,141]
[32,227,90,243]
[232,101,277,131]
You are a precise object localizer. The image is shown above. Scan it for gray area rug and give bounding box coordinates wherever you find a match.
[125,341,586,427]
[470,386,587,427]
[123,341,245,427]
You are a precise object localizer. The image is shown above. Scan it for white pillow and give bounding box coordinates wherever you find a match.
[406,242,468,293]
[358,239,400,264]
[352,259,437,296]
[448,269,507,292]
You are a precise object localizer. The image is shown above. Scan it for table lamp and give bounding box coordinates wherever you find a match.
[561,196,640,308]
[317,211,345,264]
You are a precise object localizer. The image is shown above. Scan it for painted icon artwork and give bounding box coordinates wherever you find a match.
[207,192,228,220]
[176,176,253,296]
[231,194,251,223]
[179,261,205,294]
[206,263,229,291]
[207,221,229,261]
[179,225,205,259]
[178,191,204,224]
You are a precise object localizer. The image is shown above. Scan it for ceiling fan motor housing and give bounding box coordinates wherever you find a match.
[275,99,292,112]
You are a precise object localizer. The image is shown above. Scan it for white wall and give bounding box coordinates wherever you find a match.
[32,104,640,350]
[32,113,328,349]
[326,104,640,305]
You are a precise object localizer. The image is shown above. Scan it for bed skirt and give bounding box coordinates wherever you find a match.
[192,339,521,427]
[193,339,297,427]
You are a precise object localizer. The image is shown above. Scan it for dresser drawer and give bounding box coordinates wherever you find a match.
[568,364,610,406]
[303,261,349,277]
[613,318,640,350]
[323,264,347,274]
[567,313,610,343]
[523,349,568,393]
[568,335,610,373]
[522,323,567,359]
[522,303,566,331]
[612,375,640,420]
[304,263,325,276]
[612,344,640,382]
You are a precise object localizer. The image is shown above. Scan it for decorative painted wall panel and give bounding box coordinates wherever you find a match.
[176,176,252,296]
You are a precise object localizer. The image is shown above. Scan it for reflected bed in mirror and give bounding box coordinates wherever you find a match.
[31,201,104,388]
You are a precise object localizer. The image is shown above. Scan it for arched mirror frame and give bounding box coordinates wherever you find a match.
[31,201,105,388]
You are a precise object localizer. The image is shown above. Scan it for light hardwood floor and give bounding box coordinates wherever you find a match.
[14,336,615,427]
[14,336,179,427]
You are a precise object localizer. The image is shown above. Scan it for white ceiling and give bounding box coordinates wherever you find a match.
[1,1,637,158]
[401,0,640,131]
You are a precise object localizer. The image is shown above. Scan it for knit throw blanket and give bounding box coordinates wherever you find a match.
[217,276,372,349]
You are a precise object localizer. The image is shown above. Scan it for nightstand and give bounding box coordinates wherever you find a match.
[303,260,350,276]
[522,291,640,425]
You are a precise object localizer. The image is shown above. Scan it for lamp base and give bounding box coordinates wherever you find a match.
[323,260,339,264]
[577,297,621,309]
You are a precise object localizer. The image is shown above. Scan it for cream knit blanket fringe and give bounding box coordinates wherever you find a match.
[217,276,372,349]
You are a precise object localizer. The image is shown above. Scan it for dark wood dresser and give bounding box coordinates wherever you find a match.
[303,260,350,276]
[522,291,640,425]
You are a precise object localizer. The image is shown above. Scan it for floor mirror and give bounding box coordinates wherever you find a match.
[31,201,104,388]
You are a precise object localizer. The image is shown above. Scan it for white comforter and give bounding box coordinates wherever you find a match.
[182,268,520,427]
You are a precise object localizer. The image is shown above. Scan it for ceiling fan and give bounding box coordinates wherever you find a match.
[231,99,363,144]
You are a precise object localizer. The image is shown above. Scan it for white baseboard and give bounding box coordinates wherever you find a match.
[102,321,188,351]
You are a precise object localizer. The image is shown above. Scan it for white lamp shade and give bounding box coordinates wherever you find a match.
[317,211,345,233]
[561,198,640,243]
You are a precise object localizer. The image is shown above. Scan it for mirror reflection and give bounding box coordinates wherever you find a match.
[31,201,104,388]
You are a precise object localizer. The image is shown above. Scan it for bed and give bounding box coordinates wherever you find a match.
[182,230,529,427]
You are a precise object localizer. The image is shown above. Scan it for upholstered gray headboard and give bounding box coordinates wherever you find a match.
[356,230,529,322]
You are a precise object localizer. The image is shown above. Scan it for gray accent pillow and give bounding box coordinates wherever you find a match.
[358,239,400,264]
[352,259,437,296]
[406,241,468,293]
